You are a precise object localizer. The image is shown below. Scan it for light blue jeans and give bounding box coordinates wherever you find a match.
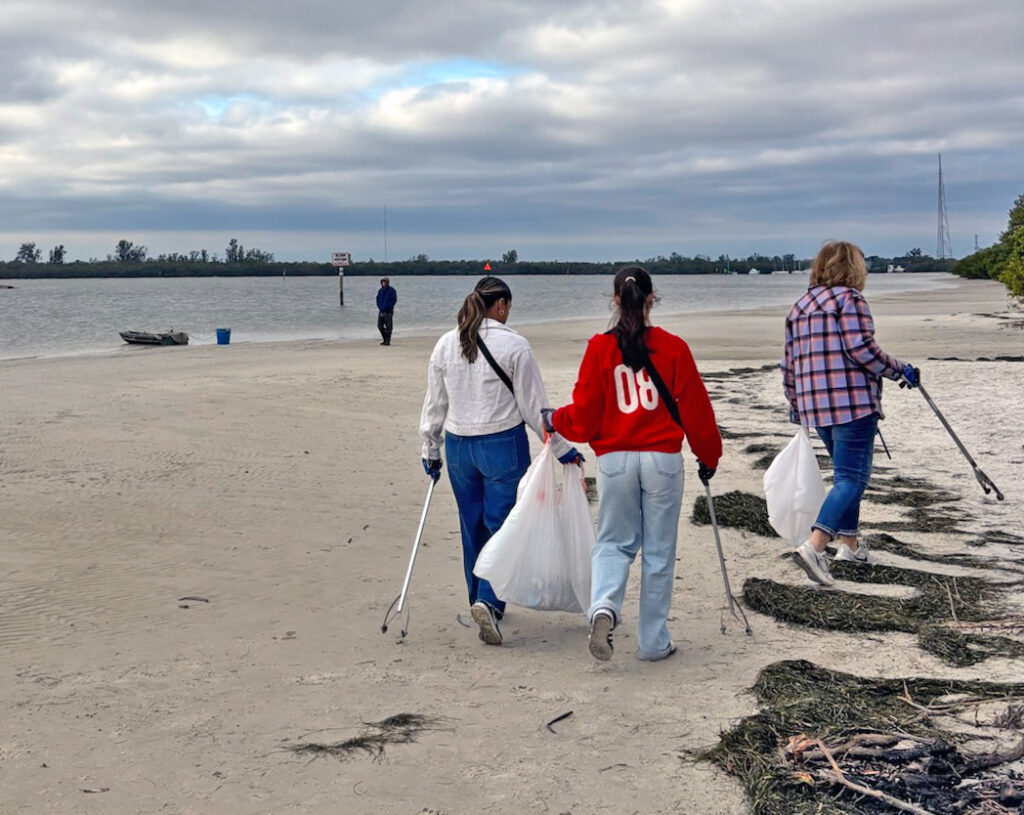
[590,450,684,660]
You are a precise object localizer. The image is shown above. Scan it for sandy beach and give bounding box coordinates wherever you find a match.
[2,275,1021,815]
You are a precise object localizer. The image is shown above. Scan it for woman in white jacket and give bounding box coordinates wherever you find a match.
[420,276,580,646]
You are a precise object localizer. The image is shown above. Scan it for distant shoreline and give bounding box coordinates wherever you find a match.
[0,257,956,280]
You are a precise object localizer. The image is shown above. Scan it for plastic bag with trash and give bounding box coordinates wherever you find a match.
[763,428,827,546]
[474,439,593,612]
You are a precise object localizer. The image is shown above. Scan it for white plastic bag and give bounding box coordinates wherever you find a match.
[763,428,827,546]
[474,441,593,612]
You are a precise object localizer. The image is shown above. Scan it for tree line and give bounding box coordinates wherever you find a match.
[952,194,1024,300]
[1,238,957,279]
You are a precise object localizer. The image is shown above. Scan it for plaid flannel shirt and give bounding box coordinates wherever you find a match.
[782,285,904,428]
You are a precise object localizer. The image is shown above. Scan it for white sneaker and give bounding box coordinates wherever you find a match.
[795,540,835,587]
[835,541,877,565]
[588,610,614,661]
[470,601,502,645]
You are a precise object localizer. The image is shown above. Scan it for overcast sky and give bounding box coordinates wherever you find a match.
[1,0,1021,262]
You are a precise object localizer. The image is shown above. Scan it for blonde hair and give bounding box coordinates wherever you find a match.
[810,240,868,290]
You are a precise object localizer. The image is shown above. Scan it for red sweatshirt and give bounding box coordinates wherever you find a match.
[552,327,722,466]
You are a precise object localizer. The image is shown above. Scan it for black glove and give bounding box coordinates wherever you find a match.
[422,458,443,482]
[540,407,556,433]
[698,461,716,485]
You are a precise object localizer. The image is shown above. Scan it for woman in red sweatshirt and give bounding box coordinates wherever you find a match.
[544,266,722,662]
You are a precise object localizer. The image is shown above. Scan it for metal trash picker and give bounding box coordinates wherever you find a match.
[381,479,437,638]
[704,482,753,636]
[901,379,1004,501]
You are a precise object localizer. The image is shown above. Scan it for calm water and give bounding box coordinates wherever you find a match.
[0,273,957,361]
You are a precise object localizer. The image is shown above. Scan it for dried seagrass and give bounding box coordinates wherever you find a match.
[699,660,1024,815]
[692,490,777,538]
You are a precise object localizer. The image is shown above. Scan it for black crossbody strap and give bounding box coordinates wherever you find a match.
[606,329,682,428]
[476,336,514,394]
[643,357,683,429]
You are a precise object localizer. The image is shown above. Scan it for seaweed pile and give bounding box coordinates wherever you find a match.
[288,713,445,762]
[700,660,1024,815]
[693,490,778,538]
[743,560,1024,667]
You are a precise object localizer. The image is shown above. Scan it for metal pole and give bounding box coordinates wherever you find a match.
[917,383,1004,500]
[339,268,344,306]
[704,482,752,635]
[396,479,436,615]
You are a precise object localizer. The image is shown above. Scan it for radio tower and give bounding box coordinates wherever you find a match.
[937,153,953,259]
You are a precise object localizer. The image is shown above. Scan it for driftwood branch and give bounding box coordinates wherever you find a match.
[799,737,938,815]
[961,737,1024,773]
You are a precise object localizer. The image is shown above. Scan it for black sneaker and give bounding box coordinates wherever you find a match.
[470,601,502,645]
[588,610,614,661]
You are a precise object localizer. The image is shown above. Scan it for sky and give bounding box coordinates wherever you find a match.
[1,0,1022,263]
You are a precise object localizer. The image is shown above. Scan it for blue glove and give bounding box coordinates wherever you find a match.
[422,458,442,482]
[540,408,556,434]
[901,364,920,388]
[558,448,584,466]
[698,462,716,485]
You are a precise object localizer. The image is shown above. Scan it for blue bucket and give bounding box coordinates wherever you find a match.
[216,328,231,345]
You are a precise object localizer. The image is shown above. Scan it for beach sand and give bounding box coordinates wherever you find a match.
[1,276,1021,814]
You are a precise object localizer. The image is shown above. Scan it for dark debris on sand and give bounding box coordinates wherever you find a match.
[693,490,778,538]
[699,660,1024,815]
[288,714,446,762]
[743,560,1024,667]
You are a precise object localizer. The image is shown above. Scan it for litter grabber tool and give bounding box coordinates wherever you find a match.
[901,379,1004,501]
[381,479,437,637]
[876,427,892,460]
[704,482,752,636]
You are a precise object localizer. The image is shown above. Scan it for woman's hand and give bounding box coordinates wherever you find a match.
[900,364,920,388]
[422,458,443,481]
[558,448,584,466]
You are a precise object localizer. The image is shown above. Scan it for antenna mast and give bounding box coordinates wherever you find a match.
[937,154,953,259]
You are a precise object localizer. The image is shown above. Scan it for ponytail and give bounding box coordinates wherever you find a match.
[610,265,655,371]
[458,276,512,362]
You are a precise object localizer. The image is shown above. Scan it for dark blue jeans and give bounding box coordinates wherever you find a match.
[813,413,878,539]
[445,423,530,616]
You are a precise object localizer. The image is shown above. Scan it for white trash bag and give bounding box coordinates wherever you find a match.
[763,428,827,546]
[474,440,593,612]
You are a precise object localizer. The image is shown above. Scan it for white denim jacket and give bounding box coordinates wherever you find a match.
[419,319,571,460]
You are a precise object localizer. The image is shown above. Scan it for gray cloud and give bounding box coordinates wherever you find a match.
[1,0,1021,261]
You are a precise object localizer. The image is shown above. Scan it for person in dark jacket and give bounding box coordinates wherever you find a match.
[376,277,397,345]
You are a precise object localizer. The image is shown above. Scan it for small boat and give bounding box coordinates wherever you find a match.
[120,330,189,346]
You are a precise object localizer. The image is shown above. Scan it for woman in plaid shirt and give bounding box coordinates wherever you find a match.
[782,241,919,586]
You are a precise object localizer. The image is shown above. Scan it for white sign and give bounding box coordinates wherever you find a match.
[331,252,351,267]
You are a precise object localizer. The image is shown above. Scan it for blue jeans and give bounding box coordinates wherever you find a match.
[590,450,683,660]
[445,424,530,617]
[813,413,878,538]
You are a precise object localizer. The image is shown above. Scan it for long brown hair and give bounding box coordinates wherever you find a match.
[810,240,868,290]
[457,276,512,362]
[610,265,655,371]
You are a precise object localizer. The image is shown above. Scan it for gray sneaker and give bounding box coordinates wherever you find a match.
[834,541,876,564]
[588,610,614,661]
[470,601,502,645]
[795,540,835,586]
